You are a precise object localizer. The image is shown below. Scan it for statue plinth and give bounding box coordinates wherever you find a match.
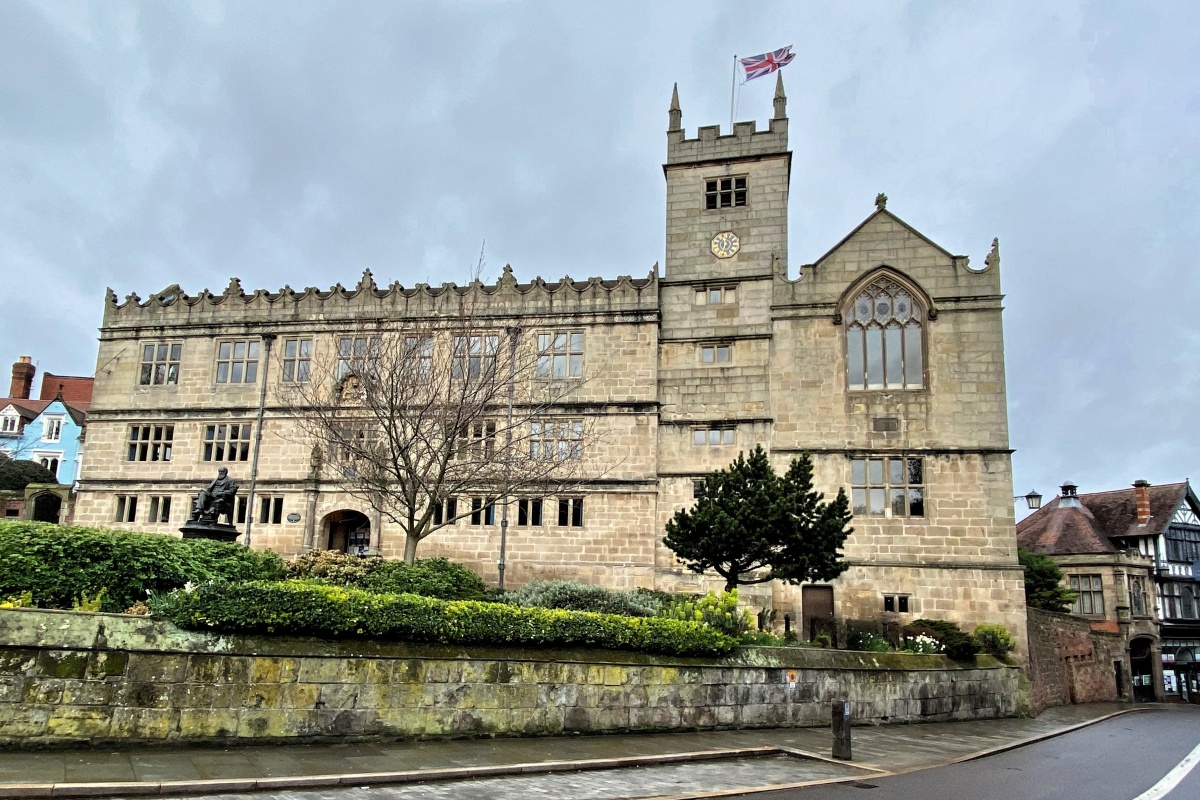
[179,520,242,543]
[184,468,241,543]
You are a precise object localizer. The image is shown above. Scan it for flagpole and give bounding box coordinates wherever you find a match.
[729,54,737,130]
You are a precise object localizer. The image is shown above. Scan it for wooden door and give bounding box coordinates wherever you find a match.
[801,585,835,643]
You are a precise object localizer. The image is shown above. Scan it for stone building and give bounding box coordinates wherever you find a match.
[1019,479,1200,701]
[73,78,1027,651]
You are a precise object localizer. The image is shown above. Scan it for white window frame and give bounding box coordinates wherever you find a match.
[41,416,64,442]
[0,411,20,435]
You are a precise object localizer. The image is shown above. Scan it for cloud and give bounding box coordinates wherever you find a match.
[0,0,1197,499]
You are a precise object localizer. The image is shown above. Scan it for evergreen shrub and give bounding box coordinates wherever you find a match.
[510,580,659,617]
[285,551,487,601]
[972,624,1014,657]
[660,589,754,638]
[150,580,736,657]
[359,558,488,601]
[904,619,980,661]
[0,520,284,613]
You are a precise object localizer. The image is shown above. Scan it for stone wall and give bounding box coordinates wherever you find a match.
[1026,608,1125,713]
[0,608,1020,748]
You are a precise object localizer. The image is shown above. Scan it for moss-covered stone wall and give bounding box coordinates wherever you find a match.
[0,608,1020,748]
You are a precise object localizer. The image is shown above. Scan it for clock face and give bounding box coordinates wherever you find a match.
[711,231,740,259]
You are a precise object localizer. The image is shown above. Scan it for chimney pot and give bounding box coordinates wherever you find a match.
[1133,480,1152,525]
[9,357,35,400]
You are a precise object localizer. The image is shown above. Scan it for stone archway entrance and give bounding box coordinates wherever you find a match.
[31,492,62,524]
[324,510,371,554]
[1130,637,1156,702]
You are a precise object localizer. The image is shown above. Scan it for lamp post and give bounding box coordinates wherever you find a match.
[243,333,277,549]
[1014,489,1042,510]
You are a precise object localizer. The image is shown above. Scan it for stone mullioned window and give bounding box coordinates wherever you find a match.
[138,342,182,386]
[850,456,924,518]
[202,423,252,462]
[127,425,173,462]
[537,331,584,379]
[704,176,747,209]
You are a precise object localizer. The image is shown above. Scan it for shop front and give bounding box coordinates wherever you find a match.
[1162,642,1200,703]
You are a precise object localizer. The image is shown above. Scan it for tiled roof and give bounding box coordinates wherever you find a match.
[37,374,93,406]
[1017,482,1191,555]
[1016,501,1115,555]
[0,398,89,427]
[0,399,51,421]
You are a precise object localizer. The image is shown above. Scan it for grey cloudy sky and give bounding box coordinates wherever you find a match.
[2,0,1197,511]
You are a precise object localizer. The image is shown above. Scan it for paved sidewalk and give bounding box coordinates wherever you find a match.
[0,702,1154,796]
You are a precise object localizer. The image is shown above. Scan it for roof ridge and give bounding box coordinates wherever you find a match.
[1077,482,1188,499]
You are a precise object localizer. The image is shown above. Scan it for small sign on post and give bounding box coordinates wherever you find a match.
[832,699,852,760]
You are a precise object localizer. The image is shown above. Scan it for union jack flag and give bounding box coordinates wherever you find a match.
[739,46,795,82]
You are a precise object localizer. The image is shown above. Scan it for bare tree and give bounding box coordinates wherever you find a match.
[280,282,601,565]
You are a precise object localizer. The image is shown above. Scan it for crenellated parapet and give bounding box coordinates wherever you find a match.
[665,81,788,166]
[101,265,660,330]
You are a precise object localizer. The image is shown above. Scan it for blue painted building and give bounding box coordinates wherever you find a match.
[0,356,93,485]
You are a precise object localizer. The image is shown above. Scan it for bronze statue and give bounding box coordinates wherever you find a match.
[189,467,239,525]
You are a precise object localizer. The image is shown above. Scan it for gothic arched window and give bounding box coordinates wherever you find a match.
[845,278,925,390]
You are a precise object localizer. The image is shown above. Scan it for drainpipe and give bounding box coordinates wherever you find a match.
[497,325,520,590]
[243,334,277,549]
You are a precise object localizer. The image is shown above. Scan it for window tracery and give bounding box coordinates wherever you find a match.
[845,277,925,390]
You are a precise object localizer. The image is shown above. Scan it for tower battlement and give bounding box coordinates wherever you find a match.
[665,76,789,166]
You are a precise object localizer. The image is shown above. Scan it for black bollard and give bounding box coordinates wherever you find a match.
[832,699,852,760]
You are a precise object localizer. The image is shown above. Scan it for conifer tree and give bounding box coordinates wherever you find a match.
[1018,547,1077,612]
[663,446,853,590]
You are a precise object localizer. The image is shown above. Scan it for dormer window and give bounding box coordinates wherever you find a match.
[705,177,747,209]
[0,412,19,435]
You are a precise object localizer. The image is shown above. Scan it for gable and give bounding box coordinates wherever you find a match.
[1170,489,1200,526]
[809,209,958,271]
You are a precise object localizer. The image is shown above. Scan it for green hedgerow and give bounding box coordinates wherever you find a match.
[359,558,488,601]
[285,551,488,601]
[149,580,736,657]
[0,520,284,613]
[509,580,659,617]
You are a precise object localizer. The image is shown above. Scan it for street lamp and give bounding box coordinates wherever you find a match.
[1015,490,1042,510]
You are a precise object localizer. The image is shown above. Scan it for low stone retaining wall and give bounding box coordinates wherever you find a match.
[0,608,1021,748]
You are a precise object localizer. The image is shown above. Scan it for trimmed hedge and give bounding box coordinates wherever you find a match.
[150,580,737,657]
[286,551,487,601]
[359,558,488,601]
[509,580,659,617]
[0,521,284,613]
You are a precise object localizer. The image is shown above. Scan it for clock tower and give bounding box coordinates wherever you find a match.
[655,75,792,558]
[662,75,790,291]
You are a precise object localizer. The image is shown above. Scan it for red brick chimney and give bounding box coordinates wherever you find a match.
[9,356,34,400]
[1133,479,1152,525]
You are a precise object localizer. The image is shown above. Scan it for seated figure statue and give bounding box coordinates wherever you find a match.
[190,467,239,525]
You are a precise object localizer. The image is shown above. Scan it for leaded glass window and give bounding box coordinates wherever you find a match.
[846,279,924,390]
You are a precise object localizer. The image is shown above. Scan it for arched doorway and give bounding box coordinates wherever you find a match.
[324,510,371,554]
[31,492,62,524]
[1130,637,1156,702]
